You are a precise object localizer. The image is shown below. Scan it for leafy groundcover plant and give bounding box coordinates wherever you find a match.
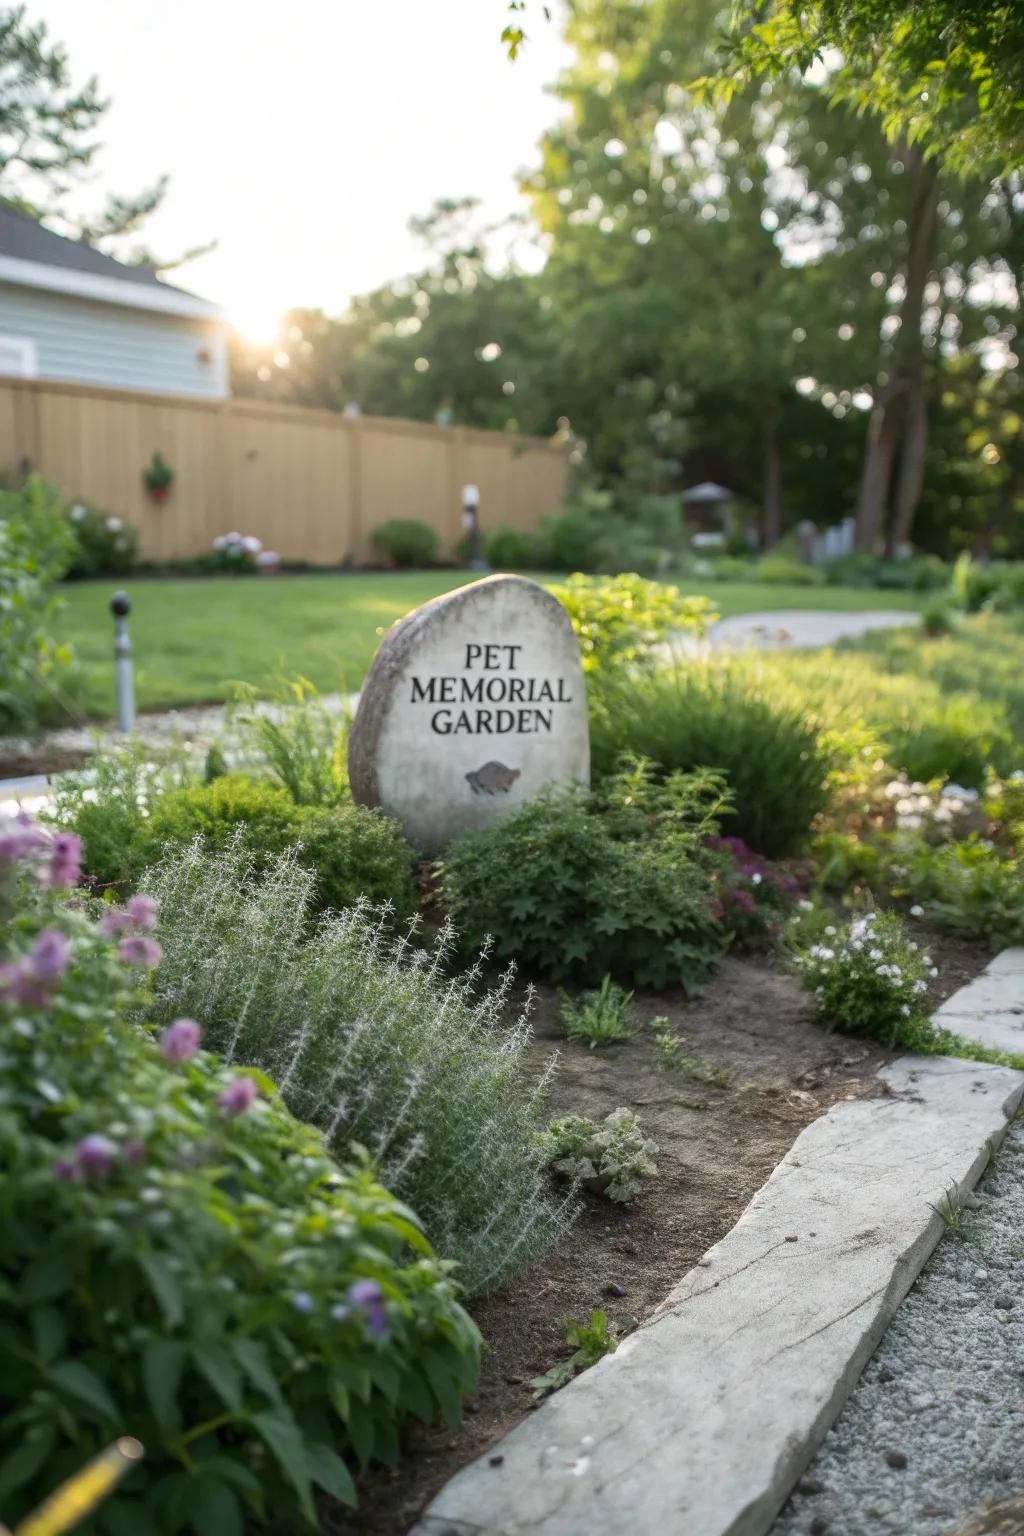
[141,836,568,1297]
[0,815,478,1534]
[795,909,1024,1068]
[542,1109,658,1204]
[438,760,731,989]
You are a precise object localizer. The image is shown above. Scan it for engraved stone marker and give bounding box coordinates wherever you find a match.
[348,575,589,851]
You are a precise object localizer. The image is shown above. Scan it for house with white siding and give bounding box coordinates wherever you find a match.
[0,204,227,399]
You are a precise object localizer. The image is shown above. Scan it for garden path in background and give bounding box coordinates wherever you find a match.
[0,608,918,786]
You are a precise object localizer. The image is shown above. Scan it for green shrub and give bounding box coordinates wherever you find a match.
[438,766,729,989]
[296,803,417,916]
[888,837,1024,951]
[590,663,834,858]
[0,475,77,731]
[232,677,349,806]
[951,553,1024,613]
[0,818,478,1532]
[549,571,717,675]
[795,908,1023,1066]
[753,555,826,586]
[536,488,618,571]
[141,838,567,1296]
[58,764,416,917]
[542,1108,658,1203]
[371,519,438,568]
[485,525,539,569]
[66,502,139,578]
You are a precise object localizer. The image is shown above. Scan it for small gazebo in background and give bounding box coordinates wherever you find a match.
[681,481,736,549]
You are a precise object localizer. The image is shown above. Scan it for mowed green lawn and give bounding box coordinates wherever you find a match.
[57,572,927,717]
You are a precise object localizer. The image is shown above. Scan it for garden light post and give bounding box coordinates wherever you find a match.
[110,590,135,733]
[462,483,488,572]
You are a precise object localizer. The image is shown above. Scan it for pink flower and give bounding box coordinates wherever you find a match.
[46,831,81,889]
[118,935,163,969]
[218,1076,259,1115]
[27,929,70,981]
[159,1017,201,1063]
[100,907,132,937]
[125,893,158,931]
[75,1134,117,1178]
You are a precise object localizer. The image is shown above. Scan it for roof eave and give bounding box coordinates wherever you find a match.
[0,253,223,321]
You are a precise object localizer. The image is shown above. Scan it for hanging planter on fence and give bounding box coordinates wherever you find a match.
[143,451,174,504]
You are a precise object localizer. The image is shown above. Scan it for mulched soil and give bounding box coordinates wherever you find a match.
[327,928,992,1536]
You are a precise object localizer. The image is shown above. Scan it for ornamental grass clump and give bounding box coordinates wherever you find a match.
[795,909,1024,1068]
[141,836,568,1296]
[0,813,478,1532]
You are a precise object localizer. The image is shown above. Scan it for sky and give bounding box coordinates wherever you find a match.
[35,0,573,340]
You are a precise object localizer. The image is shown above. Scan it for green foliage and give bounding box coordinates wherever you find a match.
[888,837,1024,951]
[542,1107,658,1204]
[65,502,139,578]
[143,451,174,495]
[753,555,826,586]
[531,1310,618,1398]
[921,600,955,637]
[371,519,439,569]
[951,555,1024,614]
[550,571,717,676]
[651,1017,735,1085]
[0,474,76,730]
[590,663,835,858]
[559,975,634,1047]
[795,908,1024,1067]
[232,677,349,806]
[142,838,567,1296]
[484,524,540,569]
[438,764,729,988]
[55,761,417,918]
[0,838,478,1532]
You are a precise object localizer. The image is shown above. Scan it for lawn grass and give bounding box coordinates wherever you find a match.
[55,571,928,717]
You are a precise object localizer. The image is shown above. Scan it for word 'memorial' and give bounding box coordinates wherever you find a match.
[349,576,589,852]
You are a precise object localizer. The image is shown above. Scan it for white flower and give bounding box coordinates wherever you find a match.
[824,925,836,937]
[257,549,280,567]
[751,872,762,886]
[884,780,906,799]
[910,905,924,918]
[870,949,883,961]
[105,515,122,531]
[943,783,978,802]
[930,966,938,977]
[798,899,813,911]
[908,942,918,951]
[914,980,927,993]
[897,814,924,830]
[213,535,227,551]
[69,503,88,523]
[900,1004,911,1016]
[932,806,953,824]
[241,535,263,554]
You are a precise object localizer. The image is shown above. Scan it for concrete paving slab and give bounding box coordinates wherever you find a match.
[933,953,1024,1056]
[413,980,1024,1536]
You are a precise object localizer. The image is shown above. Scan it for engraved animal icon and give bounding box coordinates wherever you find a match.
[465,761,521,796]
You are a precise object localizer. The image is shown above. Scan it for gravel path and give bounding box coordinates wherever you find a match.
[705,608,919,651]
[774,1117,1024,1536]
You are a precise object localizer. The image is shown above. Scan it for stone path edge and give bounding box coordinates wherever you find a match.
[411,954,1024,1536]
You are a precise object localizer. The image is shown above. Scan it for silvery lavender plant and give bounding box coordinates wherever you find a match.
[141,835,570,1294]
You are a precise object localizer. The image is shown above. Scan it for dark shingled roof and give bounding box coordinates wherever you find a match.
[0,201,199,299]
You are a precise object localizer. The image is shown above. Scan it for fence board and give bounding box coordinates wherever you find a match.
[0,378,570,562]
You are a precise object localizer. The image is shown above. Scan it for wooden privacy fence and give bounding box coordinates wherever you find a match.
[0,378,571,563]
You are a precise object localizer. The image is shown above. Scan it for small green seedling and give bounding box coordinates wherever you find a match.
[531,1310,618,1399]
[560,976,634,1047]
[652,1019,733,1086]
[929,1182,975,1239]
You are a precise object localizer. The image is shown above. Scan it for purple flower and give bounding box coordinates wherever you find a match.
[348,1279,389,1337]
[0,960,48,1008]
[52,1157,78,1181]
[0,810,48,864]
[125,893,158,931]
[118,935,163,969]
[218,1076,259,1115]
[293,1291,315,1314]
[27,929,71,981]
[100,907,131,937]
[122,1138,146,1165]
[75,1134,117,1178]
[46,831,82,889]
[159,1017,201,1063]
[728,889,757,915]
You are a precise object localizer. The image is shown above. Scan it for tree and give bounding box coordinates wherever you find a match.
[0,6,167,258]
[716,0,1024,177]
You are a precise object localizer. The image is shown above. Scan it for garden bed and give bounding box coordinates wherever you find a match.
[334,933,989,1535]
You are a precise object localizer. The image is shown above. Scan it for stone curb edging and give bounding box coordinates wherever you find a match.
[410,953,1024,1536]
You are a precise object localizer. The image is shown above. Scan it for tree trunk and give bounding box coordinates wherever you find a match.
[855,142,939,554]
[888,146,939,552]
[854,390,897,553]
[761,411,782,548]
